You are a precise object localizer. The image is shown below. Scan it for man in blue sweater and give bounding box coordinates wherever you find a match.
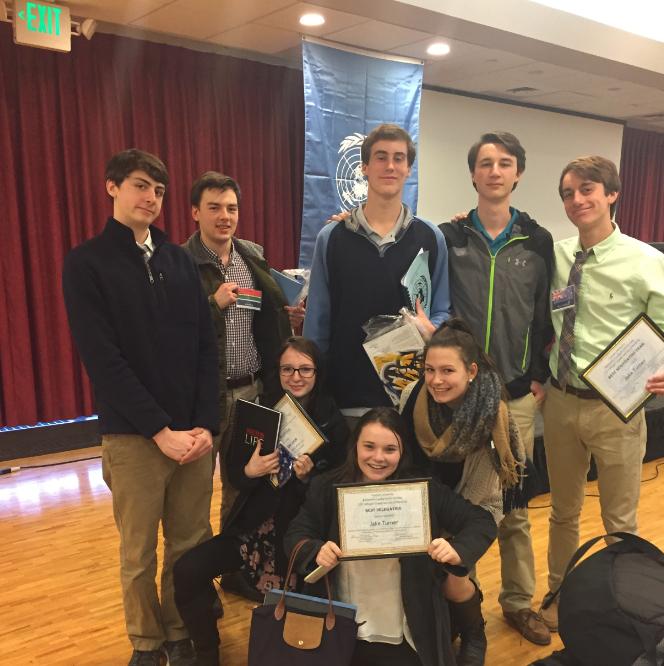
[63,149,219,666]
[304,124,450,421]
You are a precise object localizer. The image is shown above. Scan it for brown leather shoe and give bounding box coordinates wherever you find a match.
[539,594,559,632]
[503,608,552,645]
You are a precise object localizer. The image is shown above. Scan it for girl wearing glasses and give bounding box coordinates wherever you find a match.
[173,336,348,666]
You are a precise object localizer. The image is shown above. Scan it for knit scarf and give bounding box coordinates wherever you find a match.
[413,368,524,488]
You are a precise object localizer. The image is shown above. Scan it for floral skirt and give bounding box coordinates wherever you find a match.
[237,515,297,595]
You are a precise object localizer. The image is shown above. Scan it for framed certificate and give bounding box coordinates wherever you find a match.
[335,478,431,560]
[273,392,327,459]
[580,313,664,423]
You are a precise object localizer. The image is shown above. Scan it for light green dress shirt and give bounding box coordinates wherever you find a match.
[549,225,664,388]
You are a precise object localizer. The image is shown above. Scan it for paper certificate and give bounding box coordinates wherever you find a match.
[273,393,326,459]
[336,479,431,559]
[580,313,664,422]
[401,248,431,317]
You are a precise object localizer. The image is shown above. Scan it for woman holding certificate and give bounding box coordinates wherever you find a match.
[400,318,526,665]
[284,407,497,666]
[173,336,349,666]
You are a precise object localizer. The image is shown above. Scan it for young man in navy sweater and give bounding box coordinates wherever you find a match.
[63,149,219,666]
[304,124,450,422]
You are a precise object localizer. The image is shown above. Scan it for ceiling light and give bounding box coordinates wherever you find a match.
[299,13,325,27]
[426,42,450,57]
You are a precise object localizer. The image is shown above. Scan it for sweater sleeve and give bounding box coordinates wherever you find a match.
[424,221,451,327]
[283,476,332,573]
[62,248,171,438]
[192,267,221,435]
[303,224,334,356]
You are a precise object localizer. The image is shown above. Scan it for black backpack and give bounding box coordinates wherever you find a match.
[533,532,664,666]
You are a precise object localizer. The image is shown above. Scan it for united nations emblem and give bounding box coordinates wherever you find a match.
[335,132,367,210]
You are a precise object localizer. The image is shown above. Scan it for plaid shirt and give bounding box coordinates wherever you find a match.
[201,240,261,379]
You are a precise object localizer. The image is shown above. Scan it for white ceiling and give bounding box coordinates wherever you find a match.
[60,0,664,132]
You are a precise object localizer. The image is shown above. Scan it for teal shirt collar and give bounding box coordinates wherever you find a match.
[470,207,519,253]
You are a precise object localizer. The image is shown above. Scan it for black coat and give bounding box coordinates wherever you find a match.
[62,218,220,437]
[284,474,497,666]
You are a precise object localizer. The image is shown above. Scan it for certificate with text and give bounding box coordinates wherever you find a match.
[273,392,326,459]
[580,313,664,422]
[335,478,431,560]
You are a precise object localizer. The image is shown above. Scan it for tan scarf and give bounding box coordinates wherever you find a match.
[413,384,522,488]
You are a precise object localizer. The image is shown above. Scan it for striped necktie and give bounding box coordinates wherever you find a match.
[556,249,590,391]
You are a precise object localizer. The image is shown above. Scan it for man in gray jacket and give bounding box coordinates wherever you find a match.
[440,132,553,645]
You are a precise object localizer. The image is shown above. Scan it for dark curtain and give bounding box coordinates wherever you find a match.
[618,126,664,241]
[0,25,304,427]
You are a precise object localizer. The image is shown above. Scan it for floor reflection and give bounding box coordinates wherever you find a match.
[0,458,108,515]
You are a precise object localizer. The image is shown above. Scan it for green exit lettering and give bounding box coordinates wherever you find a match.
[26,2,62,36]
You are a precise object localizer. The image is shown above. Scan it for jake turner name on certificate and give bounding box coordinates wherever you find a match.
[336,479,431,559]
[581,313,664,422]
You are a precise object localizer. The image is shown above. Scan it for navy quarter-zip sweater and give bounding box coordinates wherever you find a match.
[62,217,220,438]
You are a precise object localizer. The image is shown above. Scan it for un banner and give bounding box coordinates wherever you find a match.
[299,39,423,268]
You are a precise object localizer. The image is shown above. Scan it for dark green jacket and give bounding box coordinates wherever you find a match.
[182,231,291,414]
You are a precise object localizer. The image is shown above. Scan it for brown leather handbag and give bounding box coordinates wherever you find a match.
[248,539,359,665]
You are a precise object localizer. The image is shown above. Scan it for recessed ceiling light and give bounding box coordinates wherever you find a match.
[299,13,325,27]
[426,42,450,56]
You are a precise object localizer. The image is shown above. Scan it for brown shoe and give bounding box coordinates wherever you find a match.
[539,593,559,632]
[503,608,552,645]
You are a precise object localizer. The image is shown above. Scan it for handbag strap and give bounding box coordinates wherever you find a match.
[547,532,664,605]
[275,539,336,630]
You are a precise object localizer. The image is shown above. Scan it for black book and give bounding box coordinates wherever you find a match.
[230,399,282,456]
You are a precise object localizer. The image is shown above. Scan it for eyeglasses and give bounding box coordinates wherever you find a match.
[279,365,316,378]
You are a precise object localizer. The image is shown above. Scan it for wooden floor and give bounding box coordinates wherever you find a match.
[1,447,662,666]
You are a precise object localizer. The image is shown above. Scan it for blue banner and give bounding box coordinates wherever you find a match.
[299,40,423,267]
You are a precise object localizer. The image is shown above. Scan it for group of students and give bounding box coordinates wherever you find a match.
[62,123,664,666]
[173,321,515,666]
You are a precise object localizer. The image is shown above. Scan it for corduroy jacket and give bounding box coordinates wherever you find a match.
[182,230,291,414]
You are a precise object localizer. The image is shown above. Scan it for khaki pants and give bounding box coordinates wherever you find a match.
[218,379,262,530]
[102,434,214,650]
[543,386,646,592]
[497,392,537,612]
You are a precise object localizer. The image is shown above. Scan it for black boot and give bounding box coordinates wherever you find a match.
[448,587,487,666]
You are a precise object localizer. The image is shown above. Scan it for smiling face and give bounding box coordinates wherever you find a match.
[560,171,617,238]
[279,347,317,399]
[361,139,411,200]
[424,345,478,408]
[472,142,521,203]
[193,187,239,252]
[106,170,165,232]
[356,422,402,482]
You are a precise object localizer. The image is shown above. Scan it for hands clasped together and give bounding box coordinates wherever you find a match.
[153,426,213,464]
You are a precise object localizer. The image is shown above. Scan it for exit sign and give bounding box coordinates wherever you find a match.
[13,1,71,52]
